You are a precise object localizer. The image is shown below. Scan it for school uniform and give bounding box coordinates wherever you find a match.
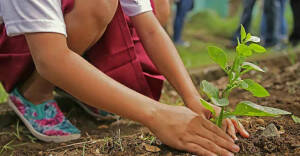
[0,0,164,101]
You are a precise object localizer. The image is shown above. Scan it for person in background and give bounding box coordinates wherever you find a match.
[232,0,256,44]
[290,0,300,46]
[232,0,287,50]
[173,0,194,47]
[260,0,288,49]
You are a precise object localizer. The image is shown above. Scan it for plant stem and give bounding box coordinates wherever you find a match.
[217,107,224,127]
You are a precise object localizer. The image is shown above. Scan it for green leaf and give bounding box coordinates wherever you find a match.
[232,59,240,74]
[249,43,266,53]
[245,33,251,42]
[240,25,246,41]
[211,97,229,107]
[223,112,236,119]
[201,80,219,99]
[232,101,291,117]
[242,62,265,72]
[240,79,270,97]
[236,44,252,57]
[200,98,216,117]
[207,46,227,70]
[292,115,300,124]
[239,80,248,88]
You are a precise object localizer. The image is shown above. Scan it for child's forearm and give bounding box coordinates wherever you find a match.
[131,12,200,106]
[25,33,161,126]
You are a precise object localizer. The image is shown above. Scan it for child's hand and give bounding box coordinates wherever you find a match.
[148,104,240,156]
[186,99,249,141]
[211,105,250,140]
[222,118,250,140]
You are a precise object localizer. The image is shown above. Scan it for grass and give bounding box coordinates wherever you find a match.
[0,83,8,103]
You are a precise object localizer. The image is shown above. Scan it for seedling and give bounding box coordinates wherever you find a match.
[200,25,291,128]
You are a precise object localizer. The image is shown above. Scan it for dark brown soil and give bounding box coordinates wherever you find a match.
[0,54,300,156]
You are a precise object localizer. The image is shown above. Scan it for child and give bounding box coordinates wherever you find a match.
[0,0,248,155]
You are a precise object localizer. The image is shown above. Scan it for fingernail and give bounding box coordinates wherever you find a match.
[234,136,238,141]
[245,131,249,136]
[233,144,240,152]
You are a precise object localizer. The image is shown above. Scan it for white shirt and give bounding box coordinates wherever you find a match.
[0,0,152,37]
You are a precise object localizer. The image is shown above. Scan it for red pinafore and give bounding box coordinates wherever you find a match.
[0,0,164,101]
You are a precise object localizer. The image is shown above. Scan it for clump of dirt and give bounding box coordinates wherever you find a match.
[236,116,300,155]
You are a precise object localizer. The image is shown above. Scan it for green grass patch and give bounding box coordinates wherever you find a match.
[0,83,8,103]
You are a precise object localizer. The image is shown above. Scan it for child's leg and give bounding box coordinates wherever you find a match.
[19,0,118,105]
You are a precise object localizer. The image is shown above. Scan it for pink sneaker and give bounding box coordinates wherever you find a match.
[8,88,81,143]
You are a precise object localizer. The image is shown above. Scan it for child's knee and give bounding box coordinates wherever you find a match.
[91,0,118,26]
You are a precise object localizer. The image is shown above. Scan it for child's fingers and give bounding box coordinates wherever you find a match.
[232,119,250,138]
[222,119,228,132]
[226,119,238,141]
[201,118,235,143]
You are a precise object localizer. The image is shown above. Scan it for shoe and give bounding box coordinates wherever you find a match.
[270,42,288,52]
[8,88,81,143]
[55,88,118,120]
[174,40,191,47]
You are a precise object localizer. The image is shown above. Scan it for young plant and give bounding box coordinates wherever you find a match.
[200,25,291,128]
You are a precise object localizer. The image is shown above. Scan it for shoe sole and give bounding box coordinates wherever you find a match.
[55,89,119,120]
[8,98,81,143]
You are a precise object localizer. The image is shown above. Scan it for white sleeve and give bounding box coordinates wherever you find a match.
[120,0,153,17]
[0,0,67,37]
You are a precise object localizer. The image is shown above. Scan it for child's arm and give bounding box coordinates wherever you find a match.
[130,12,205,113]
[130,12,249,138]
[25,33,238,155]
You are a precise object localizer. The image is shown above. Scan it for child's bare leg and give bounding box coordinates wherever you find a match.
[19,0,118,105]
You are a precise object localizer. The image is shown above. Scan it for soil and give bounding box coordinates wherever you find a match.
[0,54,300,156]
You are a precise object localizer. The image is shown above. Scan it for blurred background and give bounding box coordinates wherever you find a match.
[166,0,300,68]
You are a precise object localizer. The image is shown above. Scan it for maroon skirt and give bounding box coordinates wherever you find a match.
[0,0,164,101]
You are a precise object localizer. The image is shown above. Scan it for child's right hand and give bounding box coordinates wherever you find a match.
[147,104,240,156]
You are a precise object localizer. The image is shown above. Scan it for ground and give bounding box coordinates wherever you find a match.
[1,10,300,156]
[1,53,300,156]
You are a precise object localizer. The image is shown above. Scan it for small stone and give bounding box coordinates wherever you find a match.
[95,148,100,154]
[60,143,67,146]
[295,147,300,154]
[256,119,265,125]
[257,126,266,131]
[261,123,280,137]
[155,139,162,146]
[142,143,161,152]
